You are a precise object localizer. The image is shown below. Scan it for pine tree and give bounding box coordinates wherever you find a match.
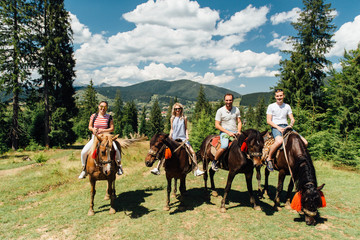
[164,98,174,133]
[190,109,217,151]
[244,105,255,129]
[0,0,36,149]
[148,98,164,137]
[254,97,267,130]
[277,0,336,109]
[121,100,138,135]
[139,107,149,136]
[193,85,210,121]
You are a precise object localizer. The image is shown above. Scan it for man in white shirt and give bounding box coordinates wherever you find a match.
[212,94,242,171]
[266,89,308,171]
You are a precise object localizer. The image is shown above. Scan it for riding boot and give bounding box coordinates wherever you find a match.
[78,158,87,179]
[192,154,204,176]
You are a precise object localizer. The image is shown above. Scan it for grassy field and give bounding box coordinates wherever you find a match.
[0,141,359,240]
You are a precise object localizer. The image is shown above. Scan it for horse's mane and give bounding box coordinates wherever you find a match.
[234,129,260,147]
[88,135,101,157]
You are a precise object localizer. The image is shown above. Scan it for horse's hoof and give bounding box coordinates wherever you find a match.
[171,193,177,198]
[285,203,291,210]
[88,210,95,216]
[211,191,218,197]
[178,205,186,211]
[254,205,261,211]
[104,195,110,200]
[163,206,170,211]
[220,207,227,213]
[273,206,282,211]
[109,208,116,214]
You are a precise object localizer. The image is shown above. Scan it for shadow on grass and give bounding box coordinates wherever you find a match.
[97,186,164,218]
[0,154,30,159]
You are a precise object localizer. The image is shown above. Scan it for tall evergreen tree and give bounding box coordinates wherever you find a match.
[0,0,36,149]
[139,107,149,136]
[254,97,267,130]
[148,98,164,137]
[121,100,138,135]
[276,0,336,109]
[34,0,76,146]
[193,85,210,121]
[244,105,255,129]
[164,98,174,133]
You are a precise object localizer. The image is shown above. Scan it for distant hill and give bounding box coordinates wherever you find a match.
[241,92,273,106]
[76,79,241,102]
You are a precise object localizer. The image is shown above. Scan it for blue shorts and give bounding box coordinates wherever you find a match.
[271,124,288,138]
[220,130,237,149]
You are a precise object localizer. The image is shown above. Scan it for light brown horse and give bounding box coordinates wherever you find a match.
[145,133,192,211]
[85,133,144,216]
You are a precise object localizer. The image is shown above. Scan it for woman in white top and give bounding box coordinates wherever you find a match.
[151,103,204,176]
[78,101,123,179]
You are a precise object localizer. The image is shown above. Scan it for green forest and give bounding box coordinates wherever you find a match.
[0,0,359,169]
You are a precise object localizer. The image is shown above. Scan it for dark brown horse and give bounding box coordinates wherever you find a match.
[263,128,325,225]
[198,129,266,212]
[145,133,192,211]
[85,133,143,216]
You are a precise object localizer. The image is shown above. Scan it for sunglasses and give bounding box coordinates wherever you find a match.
[99,105,107,109]
[275,88,283,92]
[174,108,181,111]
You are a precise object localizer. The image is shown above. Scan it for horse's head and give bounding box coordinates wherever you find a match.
[301,183,325,225]
[145,133,168,167]
[95,134,118,176]
[241,129,266,167]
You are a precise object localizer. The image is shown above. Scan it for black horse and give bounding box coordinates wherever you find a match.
[263,128,325,225]
[198,129,266,212]
[145,133,192,211]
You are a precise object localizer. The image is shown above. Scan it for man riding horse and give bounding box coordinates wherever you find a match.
[212,93,242,171]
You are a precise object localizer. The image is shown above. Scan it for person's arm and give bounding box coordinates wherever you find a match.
[88,114,98,135]
[237,117,242,133]
[184,117,189,140]
[288,113,295,127]
[169,117,174,139]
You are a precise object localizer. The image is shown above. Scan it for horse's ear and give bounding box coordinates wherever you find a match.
[112,134,119,141]
[317,183,325,191]
[96,134,102,142]
[260,130,268,137]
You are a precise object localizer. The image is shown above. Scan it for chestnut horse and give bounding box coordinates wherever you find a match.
[145,133,192,211]
[263,128,325,225]
[198,129,266,212]
[85,133,144,216]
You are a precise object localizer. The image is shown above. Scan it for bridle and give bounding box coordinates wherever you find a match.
[94,140,114,167]
[147,143,166,161]
[242,137,263,160]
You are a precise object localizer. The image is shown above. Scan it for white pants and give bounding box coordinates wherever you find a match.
[80,135,121,167]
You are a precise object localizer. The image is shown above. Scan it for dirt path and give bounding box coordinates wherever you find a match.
[0,164,37,177]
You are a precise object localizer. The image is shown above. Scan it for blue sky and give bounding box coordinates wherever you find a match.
[65,0,360,94]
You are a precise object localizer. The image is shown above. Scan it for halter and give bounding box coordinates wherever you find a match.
[242,137,262,160]
[148,144,166,161]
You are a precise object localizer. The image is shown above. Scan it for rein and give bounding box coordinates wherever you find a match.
[94,141,114,167]
[282,130,296,188]
[148,144,166,161]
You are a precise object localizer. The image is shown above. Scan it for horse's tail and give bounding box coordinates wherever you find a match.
[115,136,147,149]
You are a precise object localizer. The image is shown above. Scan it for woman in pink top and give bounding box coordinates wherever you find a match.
[78,101,122,179]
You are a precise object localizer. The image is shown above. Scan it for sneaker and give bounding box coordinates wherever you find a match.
[117,165,123,175]
[78,170,86,179]
[266,160,274,172]
[194,169,204,176]
[211,161,219,172]
[151,167,160,175]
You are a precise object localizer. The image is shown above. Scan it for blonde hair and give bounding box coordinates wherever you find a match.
[171,102,185,120]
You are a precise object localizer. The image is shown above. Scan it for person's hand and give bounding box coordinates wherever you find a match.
[97,128,105,134]
[93,128,98,135]
[278,126,285,133]
[228,131,236,137]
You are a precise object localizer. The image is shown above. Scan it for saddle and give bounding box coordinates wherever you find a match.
[208,135,234,170]
[262,130,296,163]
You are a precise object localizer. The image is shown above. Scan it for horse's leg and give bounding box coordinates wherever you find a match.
[246,169,260,210]
[274,170,286,211]
[220,171,235,213]
[108,179,116,214]
[104,182,110,200]
[209,168,218,197]
[285,179,294,209]
[256,165,264,199]
[88,177,96,216]
[172,179,177,198]
[178,176,186,210]
[164,176,171,211]
[264,168,270,197]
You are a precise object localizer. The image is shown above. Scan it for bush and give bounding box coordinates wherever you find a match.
[33,153,49,163]
[307,130,338,161]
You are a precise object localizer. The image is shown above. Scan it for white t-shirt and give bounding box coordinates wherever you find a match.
[266,102,292,125]
[215,106,240,132]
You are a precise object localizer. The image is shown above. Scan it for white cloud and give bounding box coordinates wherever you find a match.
[69,13,92,44]
[270,7,301,25]
[216,5,269,36]
[123,0,219,31]
[327,15,360,57]
[239,84,246,88]
[267,35,293,51]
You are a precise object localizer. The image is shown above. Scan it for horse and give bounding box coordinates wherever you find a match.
[263,128,325,225]
[198,129,266,212]
[145,133,192,211]
[85,133,144,216]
